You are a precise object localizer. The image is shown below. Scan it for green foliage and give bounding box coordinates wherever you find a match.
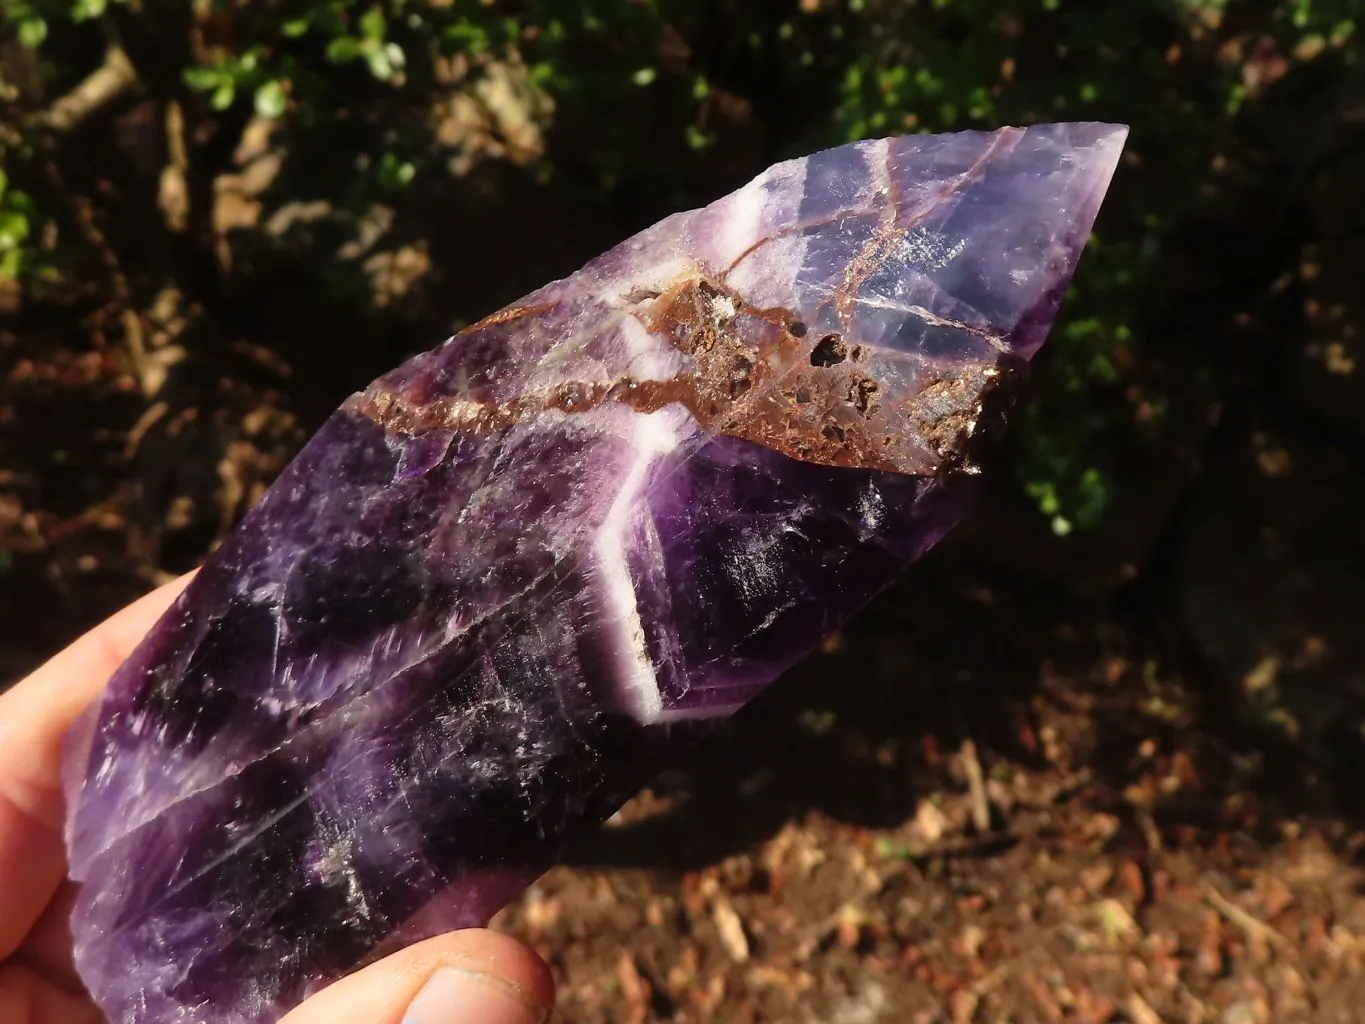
[175,3,412,117]
[0,165,37,282]
[1,0,1357,531]
[0,0,127,48]
[163,1,678,124]
[828,0,1356,529]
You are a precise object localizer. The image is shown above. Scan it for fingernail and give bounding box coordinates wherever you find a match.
[402,967,547,1024]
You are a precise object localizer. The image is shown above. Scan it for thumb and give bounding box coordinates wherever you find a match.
[279,929,554,1024]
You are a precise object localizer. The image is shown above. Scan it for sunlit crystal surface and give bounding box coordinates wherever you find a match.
[64,123,1126,1024]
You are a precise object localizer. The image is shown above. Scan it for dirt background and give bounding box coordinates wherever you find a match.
[5,7,1365,1022]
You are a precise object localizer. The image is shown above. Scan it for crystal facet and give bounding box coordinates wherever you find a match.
[64,123,1126,1024]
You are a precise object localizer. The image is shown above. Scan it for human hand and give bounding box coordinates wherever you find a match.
[0,576,554,1024]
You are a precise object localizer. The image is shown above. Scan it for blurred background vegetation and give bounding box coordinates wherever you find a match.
[2,0,1363,710]
[5,3,1365,1017]
[1,0,1362,729]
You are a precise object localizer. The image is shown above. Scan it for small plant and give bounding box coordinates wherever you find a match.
[0,167,36,282]
[0,0,1356,531]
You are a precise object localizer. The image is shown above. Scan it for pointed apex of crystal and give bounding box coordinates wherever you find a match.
[708,121,1127,364]
[65,124,1125,1024]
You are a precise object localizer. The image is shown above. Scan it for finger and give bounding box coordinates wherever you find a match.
[0,574,192,959]
[10,883,81,992]
[0,573,194,821]
[279,930,554,1024]
[0,963,101,1024]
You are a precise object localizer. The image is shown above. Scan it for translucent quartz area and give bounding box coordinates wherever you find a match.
[64,124,1126,1024]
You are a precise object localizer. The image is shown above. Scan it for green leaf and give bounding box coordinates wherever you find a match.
[182,66,223,91]
[360,6,386,40]
[211,82,236,110]
[0,209,32,248]
[445,21,491,53]
[282,17,310,37]
[366,47,394,80]
[254,80,287,119]
[377,152,416,191]
[17,15,47,49]
[684,124,714,149]
[326,36,363,64]
[1025,480,1061,516]
[71,0,107,22]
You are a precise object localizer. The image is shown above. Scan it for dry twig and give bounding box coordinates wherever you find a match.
[1127,990,1166,1024]
[31,43,137,134]
[1202,882,1290,952]
[960,737,992,833]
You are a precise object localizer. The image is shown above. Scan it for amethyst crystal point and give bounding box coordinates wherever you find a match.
[65,122,1126,1023]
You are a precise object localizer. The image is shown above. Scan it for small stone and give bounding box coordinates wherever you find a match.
[712,896,751,962]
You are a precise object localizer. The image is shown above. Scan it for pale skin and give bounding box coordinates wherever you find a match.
[0,575,555,1024]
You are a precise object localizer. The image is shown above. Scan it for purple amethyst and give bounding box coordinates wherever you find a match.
[63,123,1126,1023]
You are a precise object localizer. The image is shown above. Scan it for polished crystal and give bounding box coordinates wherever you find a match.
[64,123,1126,1024]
